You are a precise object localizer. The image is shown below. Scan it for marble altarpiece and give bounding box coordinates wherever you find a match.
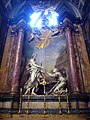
[0,0,90,116]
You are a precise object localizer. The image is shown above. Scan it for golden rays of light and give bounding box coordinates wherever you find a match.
[36,30,63,49]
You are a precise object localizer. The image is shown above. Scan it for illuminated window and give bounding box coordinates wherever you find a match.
[28,10,59,28]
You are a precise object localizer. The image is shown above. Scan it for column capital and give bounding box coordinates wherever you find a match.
[11,26,17,36]
[59,18,79,33]
[63,18,73,28]
[16,19,28,31]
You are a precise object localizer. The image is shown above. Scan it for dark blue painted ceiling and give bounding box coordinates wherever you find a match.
[0,0,87,24]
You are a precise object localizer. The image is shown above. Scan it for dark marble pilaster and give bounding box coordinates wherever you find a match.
[78,24,90,92]
[0,26,12,92]
[74,32,85,92]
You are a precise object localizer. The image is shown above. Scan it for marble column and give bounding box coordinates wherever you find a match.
[11,27,24,94]
[65,27,80,93]
[6,28,16,91]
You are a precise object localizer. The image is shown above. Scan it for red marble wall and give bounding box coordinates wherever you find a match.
[0,26,12,92]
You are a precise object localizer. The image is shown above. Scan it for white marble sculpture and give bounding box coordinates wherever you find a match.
[24,54,44,95]
[47,68,67,95]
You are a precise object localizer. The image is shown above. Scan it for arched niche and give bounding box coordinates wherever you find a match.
[18,2,82,95]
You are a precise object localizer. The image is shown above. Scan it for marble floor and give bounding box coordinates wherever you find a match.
[0,114,90,120]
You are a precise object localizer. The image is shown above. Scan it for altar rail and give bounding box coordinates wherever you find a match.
[0,93,90,114]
